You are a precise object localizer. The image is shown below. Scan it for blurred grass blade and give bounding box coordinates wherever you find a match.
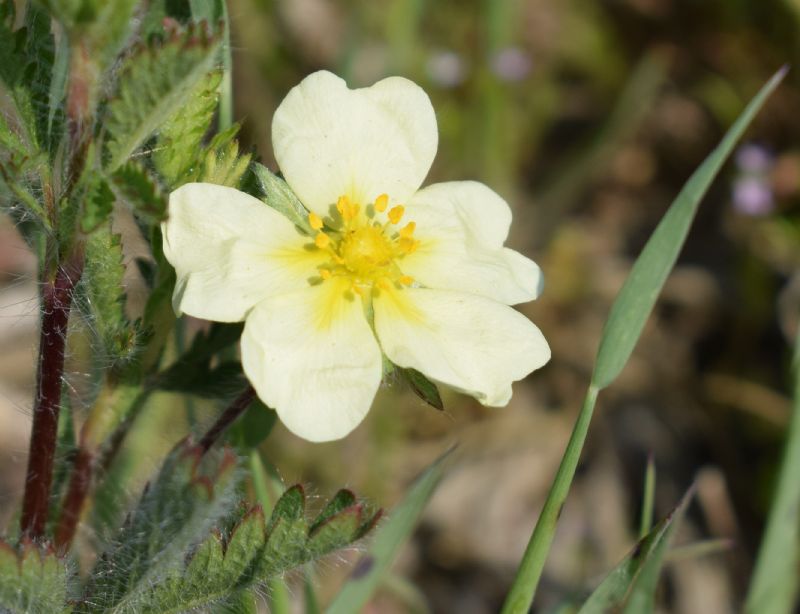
[592,66,787,390]
[325,447,453,614]
[500,68,786,614]
[579,487,692,614]
[639,454,656,538]
[621,487,693,614]
[745,327,800,614]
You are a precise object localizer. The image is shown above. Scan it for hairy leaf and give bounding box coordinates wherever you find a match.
[77,224,139,367]
[195,124,251,188]
[104,22,221,171]
[117,485,381,613]
[111,161,167,222]
[79,443,241,612]
[153,71,222,185]
[0,540,68,614]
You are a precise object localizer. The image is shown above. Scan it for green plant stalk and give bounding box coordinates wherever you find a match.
[745,327,800,613]
[218,0,233,132]
[639,453,656,538]
[500,385,599,614]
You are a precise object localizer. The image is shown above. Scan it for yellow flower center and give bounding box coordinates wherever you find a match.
[309,193,419,295]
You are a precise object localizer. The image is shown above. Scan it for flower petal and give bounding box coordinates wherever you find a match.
[374,287,550,406]
[163,183,322,322]
[241,279,383,442]
[400,181,543,304]
[272,71,437,215]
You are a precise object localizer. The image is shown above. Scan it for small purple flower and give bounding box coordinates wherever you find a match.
[735,143,773,174]
[490,46,532,82]
[733,176,774,216]
[426,50,468,88]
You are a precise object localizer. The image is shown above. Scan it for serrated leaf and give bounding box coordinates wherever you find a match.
[401,367,444,410]
[154,71,222,185]
[80,176,115,232]
[579,488,692,614]
[252,162,313,234]
[224,507,266,580]
[79,443,241,612]
[326,447,452,614]
[104,23,221,171]
[310,489,357,534]
[0,540,68,614]
[307,506,362,557]
[111,161,167,223]
[78,225,139,367]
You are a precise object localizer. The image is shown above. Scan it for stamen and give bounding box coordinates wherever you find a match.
[319,268,332,280]
[398,237,418,254]
[388,205,405,224]
[375,193,389,212]
[399,221,416,238]
[309,212,323,230]
[315,232,331,249]
[376,278,392,291]
[337,195,358,221]
[399,275,414,286]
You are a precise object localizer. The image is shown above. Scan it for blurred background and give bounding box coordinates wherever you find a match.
[2,0,800,611]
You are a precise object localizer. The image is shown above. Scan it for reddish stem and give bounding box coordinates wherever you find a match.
[198,386,257,454]
[20,257,83,540]
[53,447,92,551]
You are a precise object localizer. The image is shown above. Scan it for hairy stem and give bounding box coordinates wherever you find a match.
[21,253,84,539]
[198,386,257,454]
[53,447,92,551]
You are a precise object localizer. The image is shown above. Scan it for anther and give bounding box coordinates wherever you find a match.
[388,205,405,224]
[309,212,323,230]
[375,193,389,212]
[399,221,416,238]
[315,232,331,249]
[399,275,414,285]
[319,268,332,280]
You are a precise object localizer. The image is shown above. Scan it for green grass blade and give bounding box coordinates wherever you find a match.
[745,327,800,614]
[579,487,692,614]
[325,447,453,614]
[639,454,656,539]
[500,68,785,614]
[621,487,693,614]
[592,66,787,390]
[500,386,599,614]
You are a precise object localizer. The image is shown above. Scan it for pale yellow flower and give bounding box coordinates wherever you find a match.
[162,71,550,442]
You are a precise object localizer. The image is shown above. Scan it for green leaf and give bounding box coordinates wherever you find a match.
[227,399,277,450]
[400,367,444,411]
[325,447,453,614]
[591,66,787,390]
[153,71,222,186]
[78,224,139,367]
[252,162,313,234]
[111,161,167,223]
[104,22,221,171]
[745,327,800,614]
[153,322,247,398]
[0,539,68,614]
[79,443,241,612]
[578,487,692,614]
[500,69,787,614]
[310,489,357,534]
[80,176,115,232]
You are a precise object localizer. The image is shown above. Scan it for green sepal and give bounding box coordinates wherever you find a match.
[400,367,444,411]
[111,161,167,223]
[252,162,313,234]
[0,539,68,614]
